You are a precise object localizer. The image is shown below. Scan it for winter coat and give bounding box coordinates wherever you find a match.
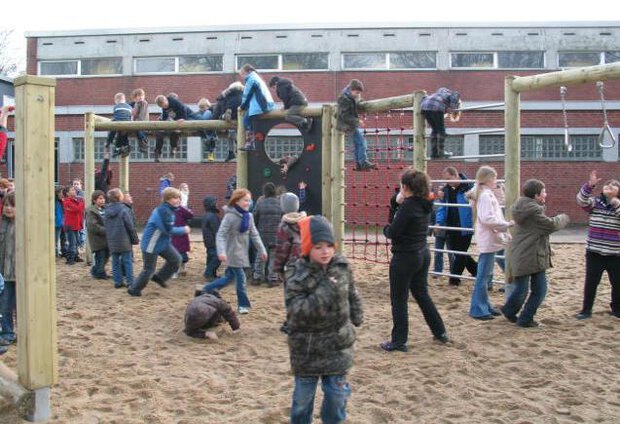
[0,128,7,163]
[184,293,240,338]
[55,198,64,229]
[474,187,511,254]
[159,178,172,196]
[436,175,474,235]
[160,96,195,121]
[104,201,138,254]
[172,206,194,254]
[286,253,364,376]
[202,196,220,249]
[336,87,360,133]
[273,212,307,276]
[216,206,266,268]
[132,99,149,121]
[213,86,243,120]
[274,78,308,109]
[86,205,107,252]
[141,203,187,255]
[94,158,113,193]
[507,197,569,279]
[240,71,275,117]
[421,87,461,113]
[577,183,620,256]
[383,195,433,252]
[62,196,85,231]
[0,216,16,281]
[253,196,282,247]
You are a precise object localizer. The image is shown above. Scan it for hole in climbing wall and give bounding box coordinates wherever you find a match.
[263,123,305,165]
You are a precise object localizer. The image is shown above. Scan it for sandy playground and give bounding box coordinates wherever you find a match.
[1,242,619,423]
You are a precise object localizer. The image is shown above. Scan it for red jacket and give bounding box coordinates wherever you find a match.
[62,197,85,231]
[0,130,7,162]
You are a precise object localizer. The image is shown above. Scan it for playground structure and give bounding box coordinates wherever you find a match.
[2,62,619,422]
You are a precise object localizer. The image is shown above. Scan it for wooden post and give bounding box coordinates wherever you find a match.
[236,109,247,189]
[504,76,520,221]
[321,105,333,220]
[14,75,58,422]
[332,114,345,253]
[84,113,95,264]
[413,91,426,172]
[119,156,129,193]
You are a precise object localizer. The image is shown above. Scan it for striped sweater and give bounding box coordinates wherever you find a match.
[576,183,620,256]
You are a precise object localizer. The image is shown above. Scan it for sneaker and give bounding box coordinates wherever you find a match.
[575,311,592,320]
[433,333,450,344]
[74,256,84,263]
[151,275,168,288]
[225,151,236,162]
[472,315,495,321]
[500,307,517,323]
[238,306,250,315]
[207,152,215,162]
[172,273,178,279]
[517,320,542,328]
[490,308,502,317]
[448,278,461,287]
[127,288,141,297]
[355,161,378,172]
[379,341,408,352]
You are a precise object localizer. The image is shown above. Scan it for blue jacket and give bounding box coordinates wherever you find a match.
[55,199,64,229]
[141,203,187,254]
[240,72,275,117]
[436,174,473,235]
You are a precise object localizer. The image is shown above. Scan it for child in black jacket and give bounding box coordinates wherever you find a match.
[202,196,221,281]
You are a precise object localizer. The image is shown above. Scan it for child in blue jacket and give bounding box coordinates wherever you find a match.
[128,187,190,296]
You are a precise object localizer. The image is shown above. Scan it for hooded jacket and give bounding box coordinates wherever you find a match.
[286,253,363,376]
[141,203,187,255]
[273,211,307,276]
[240,71,275,117]
[202,196,220,249]
[62,196,85,231]
[213,84,244,120]
[436,174,474,235]
[216,206,266,267]
[335,87,360,133]
[104,201,138,253]
[384,195,433,252]
[184,293,240,338]
[86,205,107,252]
[473,187,512,253]
[273,78,308,109]
[253,195,282,247]
[507,197,569,279]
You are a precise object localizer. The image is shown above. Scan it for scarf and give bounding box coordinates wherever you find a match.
[234,205,250,233]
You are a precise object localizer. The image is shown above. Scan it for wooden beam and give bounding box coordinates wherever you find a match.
[511,62,620,93]
[332,116,345,253]
[504,76,520,221]
[119,156,129,193]
[321,105,333,219]
[84,113,95,264]
[413,91,426,172]
[14,75,58,419]
[94,119,236,131]
[359,94,414,113]
[236,110,247,190]
[0,362,32,413]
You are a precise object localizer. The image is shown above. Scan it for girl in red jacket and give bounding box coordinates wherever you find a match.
[62,185,86,265]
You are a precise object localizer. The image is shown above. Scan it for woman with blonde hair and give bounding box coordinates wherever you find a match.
[468,166,514,320]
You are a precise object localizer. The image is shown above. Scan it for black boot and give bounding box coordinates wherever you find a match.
[225,150,236,162]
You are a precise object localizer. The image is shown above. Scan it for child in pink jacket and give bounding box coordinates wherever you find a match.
[468,166,514,320]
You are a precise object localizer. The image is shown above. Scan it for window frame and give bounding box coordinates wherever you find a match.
[235,53,330,72]
[450,51,546,70]
[38,58,123,77]
[341,51,438,70]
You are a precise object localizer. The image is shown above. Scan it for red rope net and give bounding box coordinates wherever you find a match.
[344,110,414,264]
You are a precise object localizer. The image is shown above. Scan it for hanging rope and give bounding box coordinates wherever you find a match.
[596,81,617,148]
[559,86,573,152]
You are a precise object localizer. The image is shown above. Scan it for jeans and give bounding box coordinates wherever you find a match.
[66,230,79,262]
[112,251,134,287]
[580,250,620,314]
[0,281,16,340]
[291,375,351,424]
[202,267,250,308]
[470,252,497,317]
[347,128,368,165]
[502,271,548,325]
[389,249,446,345]
[203,247,220,279]
[131,245,182,292]
[91,248,109,278]
[433,233,454,273]
[446,233,477,282]
[253,245,277,282]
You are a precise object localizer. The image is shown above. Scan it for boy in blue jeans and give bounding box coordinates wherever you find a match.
[128,187,190,297]
[286,216,363,423]
[501,179,569,327]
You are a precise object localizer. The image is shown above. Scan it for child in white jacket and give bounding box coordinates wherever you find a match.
[468,166,514,320]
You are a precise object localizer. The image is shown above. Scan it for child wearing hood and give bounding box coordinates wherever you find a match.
[201,188,267,314]
[104,188,139,289]
[501,179,569,327]
[184,292,240,340]
[202,195,221,281]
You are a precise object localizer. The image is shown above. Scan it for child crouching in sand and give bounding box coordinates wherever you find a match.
[184,292,240,340]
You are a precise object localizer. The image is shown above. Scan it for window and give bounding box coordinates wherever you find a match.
[451,53,494,68]
[81,58,122,75]
[179,56,223,72]
[39,58,122,76]
[135,57,176,73]
[497,51,544,69]
[282,53,328,70]
[558,52,601,68]
[73,137,188,162]
[605,51,620,64]
[264,134,305,163]
[236,53,329,71]
[343,52,436,70]
[479,134,602,160]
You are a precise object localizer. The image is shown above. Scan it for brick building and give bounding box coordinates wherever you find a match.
[14,22,620,223]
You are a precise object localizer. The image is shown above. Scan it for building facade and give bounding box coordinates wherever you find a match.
[17,22,620,223]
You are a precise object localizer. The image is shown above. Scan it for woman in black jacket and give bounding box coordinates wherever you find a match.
[381,168,449,352]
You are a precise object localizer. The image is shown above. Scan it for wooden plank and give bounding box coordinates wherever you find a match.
[332,115,345,253]
[84,112,95,263]
[236,109,247,190]
[504,76,520,221]
[413,91,426,172]
[321,105,333,219]
[119,156,129,193]
[14,76,58,390]
[511,62,620,93]
[359,94,414,113]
